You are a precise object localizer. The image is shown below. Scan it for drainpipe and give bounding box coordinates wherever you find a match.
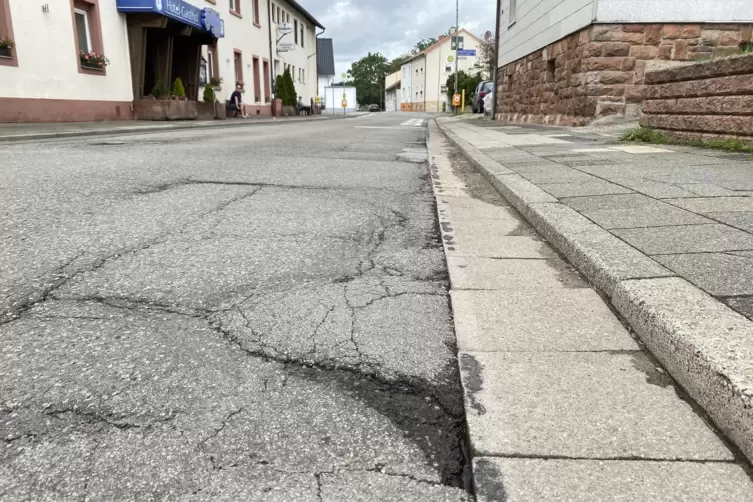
[267,0,274,97]
[491,0,501,120]
[316,27,326,104]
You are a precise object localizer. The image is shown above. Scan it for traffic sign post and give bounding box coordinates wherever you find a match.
[342,98,347,115]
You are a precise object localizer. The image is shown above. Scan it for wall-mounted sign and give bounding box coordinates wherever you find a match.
[458,49,476,57]
[278,22,293,34]
[116,0,224,37]
[278,43,295,52]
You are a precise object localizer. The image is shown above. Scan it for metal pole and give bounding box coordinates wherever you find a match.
[454,0,459,115]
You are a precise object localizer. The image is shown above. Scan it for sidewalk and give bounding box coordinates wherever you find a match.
[0,113,370,143]
[433,117,753,467]
[427,120,753,500]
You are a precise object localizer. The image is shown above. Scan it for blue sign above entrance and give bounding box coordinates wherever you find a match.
[116,0,224,37]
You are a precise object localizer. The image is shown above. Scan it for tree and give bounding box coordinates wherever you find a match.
[446,71,483,106]
[412,37,437,55]
[280,68,296,106]
[172,78,186,99]
[478,30,497,80]
[387,53,410,74]
[347,52,388,106]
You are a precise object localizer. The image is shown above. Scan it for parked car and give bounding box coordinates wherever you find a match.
[368,104,381,112]
[471,80,494,114]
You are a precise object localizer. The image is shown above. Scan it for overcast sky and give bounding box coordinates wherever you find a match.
[305,0,496,81]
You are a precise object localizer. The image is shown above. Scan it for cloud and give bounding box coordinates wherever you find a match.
[303,0,496,80]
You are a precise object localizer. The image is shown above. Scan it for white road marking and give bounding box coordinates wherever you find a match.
[354,126,423,130]
[400,119,425,127]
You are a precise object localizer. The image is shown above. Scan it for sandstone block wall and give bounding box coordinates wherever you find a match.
[496,23,753,126]
[640,53,753,141]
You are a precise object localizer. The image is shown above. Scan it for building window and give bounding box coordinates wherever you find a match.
[271,2,275,22]
[230,0,240,16]
[509,0,516,25]
[301,69,305,84]
[71,0,105,75]
[294,20,298,44]
[234,50,243,85]
[74,8,92,53]
[207,44,219,83]
[277,7,281,22]
[0,0,16,67]
[300,27,304,48]
[252,0,260,26]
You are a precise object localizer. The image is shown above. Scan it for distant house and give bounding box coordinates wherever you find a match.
[400,29,484,112]
[384,71,401,112]
[317,38,335,108]
[494,0,753,125]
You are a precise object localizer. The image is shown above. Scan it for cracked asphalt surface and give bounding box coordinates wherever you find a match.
[1,114,471,500]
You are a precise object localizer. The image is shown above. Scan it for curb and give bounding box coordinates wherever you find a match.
[0,114,366,143]
[435,118,753,464]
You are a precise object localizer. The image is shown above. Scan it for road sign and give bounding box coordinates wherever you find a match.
[278,22,293,34]
[278,43,295,52]
[342,99,348,108]
[447,55,454,63]
[458,49,476,57]
[342,73,347,79]
[452,93,461,107]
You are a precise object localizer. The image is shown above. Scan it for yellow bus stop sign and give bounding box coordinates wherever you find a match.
[452,93,461,106]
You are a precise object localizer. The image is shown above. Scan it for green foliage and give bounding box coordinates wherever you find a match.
[346,52,388,106]
[281,68,297,106]
[412,37,437,55]
[0,37,15,49]
[172,78,186,98]
[740,42,753,54]
[446,71,483,105]
[621,127,753,154]
[387,53,410,74]
[274,74,285,102]
[151,81,170,100]
[203,83,215,103]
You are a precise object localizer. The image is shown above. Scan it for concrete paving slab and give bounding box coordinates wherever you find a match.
[437,201,518,224]
[445,230,555,259]
[666,197,753,213]
[520,170,599,184]
[609,145,673,154]
[538,181,634,198]
[707,211,753,233]
[460,351,734,460]
[613,224,753,255]
[473,458,753,502]
[723,297,753,320]
[483,173,558,214]
[524,203,675,296]
[613,277,753,462]
[562,194,712,229]
[451,289,638,352]
[579,176,699,199]
[655,253,753,296]
[446,256,588,291]
[677,183,738,197]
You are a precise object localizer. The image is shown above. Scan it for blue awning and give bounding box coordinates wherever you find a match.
[117,0,224,38]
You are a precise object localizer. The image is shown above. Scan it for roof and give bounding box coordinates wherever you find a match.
[403,29,482,65]
[317,38,335,76]
[285,0,324,29]
[385,80,401,91]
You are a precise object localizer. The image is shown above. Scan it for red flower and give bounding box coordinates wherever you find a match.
[84,55,89,60]
[98,62,103,66]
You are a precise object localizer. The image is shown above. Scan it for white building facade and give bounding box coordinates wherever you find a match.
[399,29,483,112]
[0,0,322,122]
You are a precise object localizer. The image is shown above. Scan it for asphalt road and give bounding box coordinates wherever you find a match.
[0,113,472,500]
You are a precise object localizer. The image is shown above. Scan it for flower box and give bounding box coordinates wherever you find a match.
[79,51,109,70]
[0,47,11,58]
